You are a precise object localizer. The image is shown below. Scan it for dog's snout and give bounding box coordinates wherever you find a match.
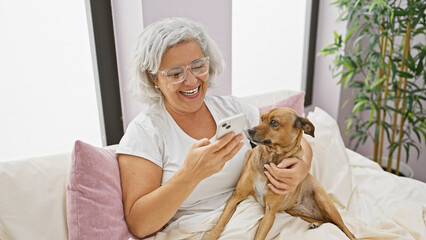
[248,128,256,137]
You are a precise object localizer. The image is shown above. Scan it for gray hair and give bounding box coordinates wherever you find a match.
[129,17,225,103]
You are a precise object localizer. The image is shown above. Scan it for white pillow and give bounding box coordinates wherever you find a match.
[306,107,353,207]
[0,153,70,240]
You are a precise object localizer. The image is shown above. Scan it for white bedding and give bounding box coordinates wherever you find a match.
[143,107,426,240]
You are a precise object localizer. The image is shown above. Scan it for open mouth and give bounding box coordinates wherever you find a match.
[180,86,199,96]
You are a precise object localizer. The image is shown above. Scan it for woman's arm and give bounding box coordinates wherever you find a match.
[118,133,244,238]
[263,137,313,195]
[119,154,192,237]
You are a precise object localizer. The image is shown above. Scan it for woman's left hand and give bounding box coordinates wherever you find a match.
[264,157,310,195]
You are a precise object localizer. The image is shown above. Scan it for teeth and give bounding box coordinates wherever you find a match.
[180,87,199,96]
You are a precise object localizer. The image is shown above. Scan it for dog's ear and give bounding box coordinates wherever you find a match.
[294,116,315,138]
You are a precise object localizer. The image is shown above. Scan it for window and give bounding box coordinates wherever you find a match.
[0,1,102,161]
[232,0,317,105]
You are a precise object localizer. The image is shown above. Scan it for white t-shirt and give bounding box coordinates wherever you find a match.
[116,95,259,222]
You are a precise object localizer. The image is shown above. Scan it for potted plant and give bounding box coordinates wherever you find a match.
[319,0,425,176]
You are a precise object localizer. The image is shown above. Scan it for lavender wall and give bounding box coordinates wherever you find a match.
[111,0,144,129]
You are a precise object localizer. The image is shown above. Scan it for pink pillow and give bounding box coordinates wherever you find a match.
[67,140,135,240]
[259,91,305,116]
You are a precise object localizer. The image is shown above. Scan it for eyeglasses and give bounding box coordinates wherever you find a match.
[157,56,209,84]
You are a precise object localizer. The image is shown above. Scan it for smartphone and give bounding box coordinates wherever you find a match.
[215,113,247,139]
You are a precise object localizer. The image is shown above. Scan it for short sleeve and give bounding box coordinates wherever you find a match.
[116,121,163,168]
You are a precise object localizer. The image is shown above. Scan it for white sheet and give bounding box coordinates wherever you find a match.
[141,107,426,240]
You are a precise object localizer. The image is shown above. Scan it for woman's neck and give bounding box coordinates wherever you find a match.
[164,101,207,122]
[164,101,216,140]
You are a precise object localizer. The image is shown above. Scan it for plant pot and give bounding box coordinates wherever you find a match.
[377,157,414,178]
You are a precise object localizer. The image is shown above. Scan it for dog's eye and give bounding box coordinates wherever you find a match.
[269,119,279,127]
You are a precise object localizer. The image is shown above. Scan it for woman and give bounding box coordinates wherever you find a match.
[117,17,312,238]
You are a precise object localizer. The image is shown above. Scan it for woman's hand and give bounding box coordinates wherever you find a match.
[263,137,313,195]
[264,158,309,195]
[181,132,245,183]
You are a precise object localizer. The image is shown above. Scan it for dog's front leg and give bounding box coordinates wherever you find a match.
[203,162,254,240]
[254,192,284,240]
[203,192,247,240]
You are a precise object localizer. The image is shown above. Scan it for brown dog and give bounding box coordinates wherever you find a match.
[203,107,356,240]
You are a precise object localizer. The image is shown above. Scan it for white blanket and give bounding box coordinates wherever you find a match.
[144,107,426,240]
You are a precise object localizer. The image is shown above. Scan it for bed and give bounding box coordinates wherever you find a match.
[143,106,426,240]
[3,91,423,240]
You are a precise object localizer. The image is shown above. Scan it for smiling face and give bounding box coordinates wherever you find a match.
[155,40,209,117]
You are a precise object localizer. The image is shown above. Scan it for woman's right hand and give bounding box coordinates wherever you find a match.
[181,132,245,182]
[119,133,244,238]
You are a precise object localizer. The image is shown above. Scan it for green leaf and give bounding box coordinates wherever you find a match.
[354,0,362,8]
[330,0,339,6]
[368,107,375,124]
[416,57,424,76]
[413,128,422,142]
[353,99,369,114]
[345,25,358,44]
[396,71,414,79]
[414,26,426,36]
[344,72,355,89]
[418,127,426,143]
[332,30,343,46]
[345,118,353,137]
[337,8,349,22]
[342,98,351,109]
[368,1,378,12]
[369,77,386,90]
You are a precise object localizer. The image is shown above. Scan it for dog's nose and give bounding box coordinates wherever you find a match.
[248,128,256,137]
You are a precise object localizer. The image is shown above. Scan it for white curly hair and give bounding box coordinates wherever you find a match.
[129,17,225,104]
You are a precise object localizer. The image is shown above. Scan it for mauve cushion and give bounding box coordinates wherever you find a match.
[66,140,135,240]
[259,91,305,116]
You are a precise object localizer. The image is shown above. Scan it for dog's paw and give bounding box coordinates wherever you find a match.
[308,222,320,229]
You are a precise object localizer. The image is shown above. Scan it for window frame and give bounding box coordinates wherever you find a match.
[87,0,124,145]
[301,0,319,106]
